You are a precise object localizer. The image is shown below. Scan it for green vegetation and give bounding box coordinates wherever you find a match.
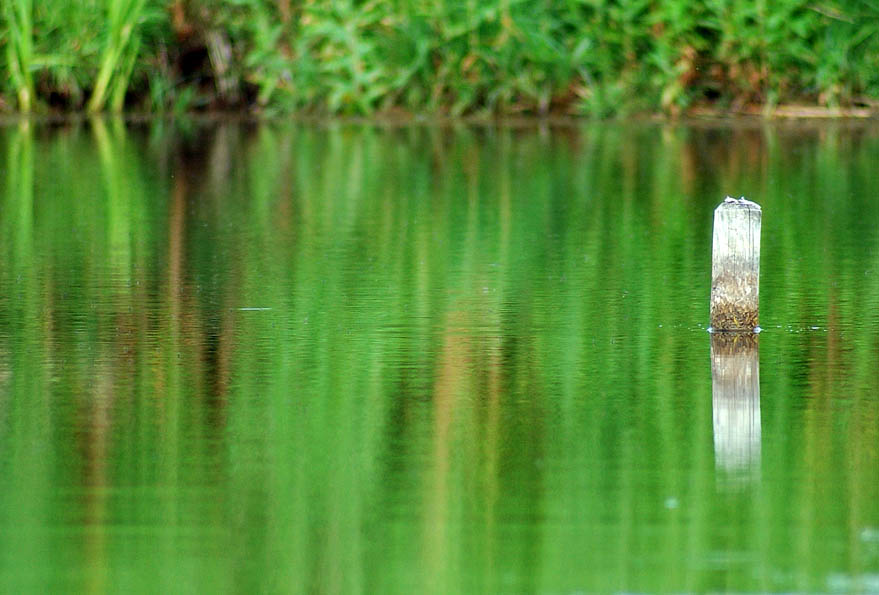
[2,1,879,115]
[2,0,35,112]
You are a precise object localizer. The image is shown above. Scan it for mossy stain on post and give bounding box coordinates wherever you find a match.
[710,197,761,332]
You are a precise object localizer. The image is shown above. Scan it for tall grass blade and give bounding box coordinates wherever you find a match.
[87,0,148,113]
[2,0,35,112]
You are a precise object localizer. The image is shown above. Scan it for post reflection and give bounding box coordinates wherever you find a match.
[711,333,761,488]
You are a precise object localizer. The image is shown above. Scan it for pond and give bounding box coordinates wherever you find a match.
[0,119,877,593]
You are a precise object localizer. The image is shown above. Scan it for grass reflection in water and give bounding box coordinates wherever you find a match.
[0,120,876,593]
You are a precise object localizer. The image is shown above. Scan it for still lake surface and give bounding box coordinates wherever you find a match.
[0,119,877,593]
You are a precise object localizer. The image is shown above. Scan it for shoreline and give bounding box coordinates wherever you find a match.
[1,104,877,127]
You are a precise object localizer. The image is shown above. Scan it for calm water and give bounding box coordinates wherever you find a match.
[0,119,877,593]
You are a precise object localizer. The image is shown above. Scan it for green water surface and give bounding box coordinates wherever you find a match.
[0,120,877,593]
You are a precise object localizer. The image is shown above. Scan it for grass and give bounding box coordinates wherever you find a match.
[2,0,879,115]
[87,0,151,113]
[2,0,35,112]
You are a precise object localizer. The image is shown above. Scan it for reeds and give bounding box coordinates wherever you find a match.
[2,0,35,112]
[1,0,879,114]
[86,0,150,112]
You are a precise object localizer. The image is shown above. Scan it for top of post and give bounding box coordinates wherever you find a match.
[719,196,761,210]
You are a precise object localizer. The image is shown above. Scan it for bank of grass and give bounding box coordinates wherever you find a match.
[2,0,879,116]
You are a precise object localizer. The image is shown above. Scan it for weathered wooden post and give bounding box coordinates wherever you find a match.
[710,197,761,331]
[711,333,761,488]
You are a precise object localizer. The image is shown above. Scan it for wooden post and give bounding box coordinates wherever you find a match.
[711,333,761,488]
[710,197,761,331]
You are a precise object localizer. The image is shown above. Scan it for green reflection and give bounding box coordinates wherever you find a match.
[0,121,876,593]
